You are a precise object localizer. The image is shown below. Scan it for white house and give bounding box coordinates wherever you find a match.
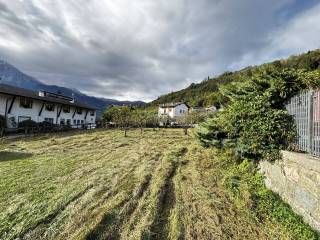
[0,84,96,128]
[158,102,189,118]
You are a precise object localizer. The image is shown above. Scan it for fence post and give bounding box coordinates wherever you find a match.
[308,91,314,154]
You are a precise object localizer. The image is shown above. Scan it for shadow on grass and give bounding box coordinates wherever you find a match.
[0,151,33,162]
[2,128,105,144]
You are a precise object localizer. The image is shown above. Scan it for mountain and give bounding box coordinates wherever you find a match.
[0,61,145,116]
[151,49,320,108]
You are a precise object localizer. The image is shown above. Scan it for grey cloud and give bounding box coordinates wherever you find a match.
[0,0,318,101]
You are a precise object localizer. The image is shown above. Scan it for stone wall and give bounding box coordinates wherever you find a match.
[259,151,320,232]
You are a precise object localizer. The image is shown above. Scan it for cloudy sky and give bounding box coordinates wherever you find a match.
[0,0,320,101]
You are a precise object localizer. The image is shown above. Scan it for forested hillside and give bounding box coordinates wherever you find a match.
[151,49,320,107]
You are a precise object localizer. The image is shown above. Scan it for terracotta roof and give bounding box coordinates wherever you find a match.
[0,84,96,110]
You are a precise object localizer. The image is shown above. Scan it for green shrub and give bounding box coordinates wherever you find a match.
[196,68,320,161]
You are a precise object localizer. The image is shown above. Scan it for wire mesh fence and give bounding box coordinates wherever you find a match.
[286,90,320,157]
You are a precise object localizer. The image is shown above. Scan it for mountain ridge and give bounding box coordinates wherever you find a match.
[0,61,145,116]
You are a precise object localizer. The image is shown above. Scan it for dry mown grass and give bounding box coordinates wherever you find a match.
[0,129,312,239]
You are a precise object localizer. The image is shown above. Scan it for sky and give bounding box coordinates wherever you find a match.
[0,0,320,102]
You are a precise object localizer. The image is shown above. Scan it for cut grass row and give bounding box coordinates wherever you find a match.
[0,129,318,239]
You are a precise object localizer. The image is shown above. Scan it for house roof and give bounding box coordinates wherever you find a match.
[0,84,97,110]
[159,102,189,108]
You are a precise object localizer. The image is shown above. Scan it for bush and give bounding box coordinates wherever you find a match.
[18,119,38,129]
[60,124,72,131]
[38,121,55,132]
[196,68,320,161]
[38,121,54,127]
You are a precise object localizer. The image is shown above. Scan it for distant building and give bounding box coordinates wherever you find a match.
[0,84,96,128]
[190,106,205,113]
[205,105,217,112]
[158,102,189,118]
[190,105,217,113]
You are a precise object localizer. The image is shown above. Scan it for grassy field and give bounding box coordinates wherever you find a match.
[0,129,318,240]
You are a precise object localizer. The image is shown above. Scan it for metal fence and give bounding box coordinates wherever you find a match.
[286,90,320,156]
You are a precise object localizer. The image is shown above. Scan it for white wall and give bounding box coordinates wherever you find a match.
[158,107,166,116]
[158,104,188,118]
[62,108,96,125]
[158,106,175,118]
[0,93,7,116]
[0,93,96,128]
[173,104,188,117]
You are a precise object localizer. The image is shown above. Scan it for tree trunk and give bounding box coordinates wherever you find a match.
[183,127,188,135]
[124,128,127,137]
[140,127,143,134]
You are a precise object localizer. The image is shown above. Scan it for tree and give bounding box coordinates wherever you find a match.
[146,111,159,130]
[176,111,207,135]
[102,106,120,123]
[132,110,148,133]
[112,106,133,137]
[159,114,170,127]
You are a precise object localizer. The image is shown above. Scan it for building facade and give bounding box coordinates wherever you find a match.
[0,84,96,128]
[158,102,189,118]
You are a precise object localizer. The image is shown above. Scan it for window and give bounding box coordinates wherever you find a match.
[63,105,70,113]
[77,108,83,114]
[18,116,31,123]
[77,120,80,124]
[45,103,55,112]
[60,119,65,125]
[90,110,95,116]
[81,120,84,124]
[67,119,71,125]
[73,119,76,125]
[44,118,54,124]
[20,97,33,109]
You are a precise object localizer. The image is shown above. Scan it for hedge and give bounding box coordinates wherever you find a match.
[196,68,320,161]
